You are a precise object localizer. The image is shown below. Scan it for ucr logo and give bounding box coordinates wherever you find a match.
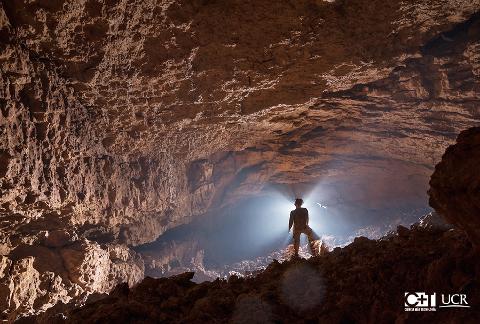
[440,294,470,308]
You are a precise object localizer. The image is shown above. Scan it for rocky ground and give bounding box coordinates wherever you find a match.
[26,223,480,323]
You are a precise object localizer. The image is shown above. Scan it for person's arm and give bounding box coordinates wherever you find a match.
[289,211,293,232]
[306,208,309,225]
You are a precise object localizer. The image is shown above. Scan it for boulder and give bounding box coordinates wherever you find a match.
[429,127,480,246]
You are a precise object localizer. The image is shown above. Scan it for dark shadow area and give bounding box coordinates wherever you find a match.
[421,11,480,56]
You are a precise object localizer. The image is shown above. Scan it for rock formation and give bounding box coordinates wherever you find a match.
[0,235,143,321]
[27,225,480,323]
[1,0,480,319]
[429,127,480,246]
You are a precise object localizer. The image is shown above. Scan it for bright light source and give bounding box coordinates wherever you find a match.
[316,202,327,209]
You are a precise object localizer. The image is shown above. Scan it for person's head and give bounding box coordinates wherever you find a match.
[294,198,303,208]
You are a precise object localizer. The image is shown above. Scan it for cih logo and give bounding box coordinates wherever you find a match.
[404,292,470,311]
[405,292,436,311]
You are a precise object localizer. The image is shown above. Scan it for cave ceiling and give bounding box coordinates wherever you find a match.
[1,0,480,247]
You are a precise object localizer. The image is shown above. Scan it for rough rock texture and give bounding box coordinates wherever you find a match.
[0,235,143,321]
[2,0,479,246]
[1,0,480,318]
[429,127,480,246]
[29,226,480,323]
[140,238,205,279]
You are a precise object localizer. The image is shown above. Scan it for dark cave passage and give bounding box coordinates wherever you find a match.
[136,170,432,277]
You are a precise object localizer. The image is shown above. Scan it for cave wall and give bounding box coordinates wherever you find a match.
[429,127,480,247]
[0,0,480,319]
[0,5,149,318]
[2,0,479,247]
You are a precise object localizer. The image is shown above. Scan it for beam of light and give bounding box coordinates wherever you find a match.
[262,180,365,251]
[203,181,351,265]
[202,191,298,264]
[256,186,329,256]
[283,231,293,247]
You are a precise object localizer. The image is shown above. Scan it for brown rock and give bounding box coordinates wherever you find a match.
[41,227,480,323]
[43,230,77,248]
[0,257,41,320]
[429,127,480,246]
[1,0,480,319]
[396,225,409,237]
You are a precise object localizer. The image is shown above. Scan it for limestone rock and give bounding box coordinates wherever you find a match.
[429,127,480,246]
[1,0,479,250]
[35,226,480,323]
[60,240,111,292]
[416,211,454,230]
[1,257,41,320]
[0,239,144,320]
[43,230,78,248]
[1,0,480,319]
[106,244,144,288]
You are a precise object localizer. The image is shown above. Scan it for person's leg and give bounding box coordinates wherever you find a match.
[305,227,317,256]
[293,230,300,256]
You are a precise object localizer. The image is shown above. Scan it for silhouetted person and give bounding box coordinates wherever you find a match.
[289,198,316,257]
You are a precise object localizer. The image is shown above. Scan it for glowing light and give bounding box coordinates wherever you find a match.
[315,202,327,209]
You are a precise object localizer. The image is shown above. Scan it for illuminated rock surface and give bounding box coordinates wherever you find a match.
[1,0,480,319]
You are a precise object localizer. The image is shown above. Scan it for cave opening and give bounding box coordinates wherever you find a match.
[136,158,433,279]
